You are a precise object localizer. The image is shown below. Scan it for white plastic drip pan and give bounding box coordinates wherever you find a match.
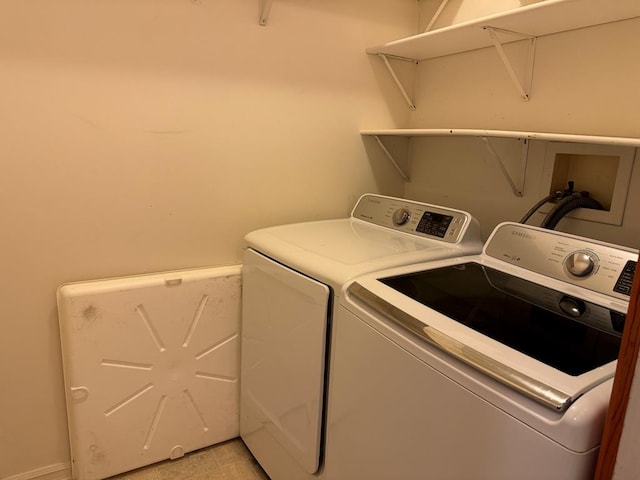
[57,266,242,480]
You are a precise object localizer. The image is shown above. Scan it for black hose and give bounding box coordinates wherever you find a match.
[541,192,603,230]
[519,193,557,224]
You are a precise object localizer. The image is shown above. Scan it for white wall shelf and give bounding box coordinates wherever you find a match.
[362,129,640,146]
[368,0,640,104]
[362,129,640,196]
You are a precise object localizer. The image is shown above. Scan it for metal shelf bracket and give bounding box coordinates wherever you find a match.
[483,26,536,101]
[366,132,530,190]
[377,54,417,110]
[258,0,272,26]
[424,0,451,32]
[480,136,528,197]
[372,135,411,182]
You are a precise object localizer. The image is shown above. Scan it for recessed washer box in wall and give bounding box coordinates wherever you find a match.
[539,142,636,226]
[57,266,241,480]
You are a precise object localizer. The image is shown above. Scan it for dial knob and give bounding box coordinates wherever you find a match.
[565,251,596,277]
[392,208,411,226]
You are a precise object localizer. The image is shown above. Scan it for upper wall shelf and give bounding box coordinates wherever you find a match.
[366,0,640,61]
[368,0,640,105]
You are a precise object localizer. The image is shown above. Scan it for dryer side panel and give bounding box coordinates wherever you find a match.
[240,249,330,476]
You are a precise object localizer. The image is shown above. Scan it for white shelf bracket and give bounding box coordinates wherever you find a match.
[483,26,536,101]
[373,135,411,182]
[258,0,272,26]
[424,0,450,32]
[480,136,528,197]
[378,54,417,110]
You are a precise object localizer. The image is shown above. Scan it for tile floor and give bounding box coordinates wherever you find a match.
[110,438,269,480]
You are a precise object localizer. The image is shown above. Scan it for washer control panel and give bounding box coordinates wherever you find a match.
[485,222,638,300]
[351,194,473,243]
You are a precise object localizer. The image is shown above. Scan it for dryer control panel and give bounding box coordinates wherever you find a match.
[351,194,475,244]
[485,222,638,301]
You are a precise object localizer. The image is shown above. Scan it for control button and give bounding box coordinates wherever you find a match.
[392,208,411,226]
[614,260,637,297]
[565,250,596,277]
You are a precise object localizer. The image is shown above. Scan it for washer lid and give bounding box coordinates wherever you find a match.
[346,257,626,413]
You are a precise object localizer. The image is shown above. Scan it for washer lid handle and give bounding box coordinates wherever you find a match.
[347,282,573,412]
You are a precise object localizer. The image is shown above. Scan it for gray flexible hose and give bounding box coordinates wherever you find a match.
[541,192,603,230]
[519,193,557,224]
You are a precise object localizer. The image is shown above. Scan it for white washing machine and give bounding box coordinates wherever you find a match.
[239,193,483,480]
[326,222,637,480]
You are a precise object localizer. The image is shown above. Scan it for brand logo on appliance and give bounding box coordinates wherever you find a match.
[511,230,536,241]
[502,253,520,262]
[502,253,521,262]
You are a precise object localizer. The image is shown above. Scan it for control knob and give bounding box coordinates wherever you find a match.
[392,208,411,226]
[565,250,597,278]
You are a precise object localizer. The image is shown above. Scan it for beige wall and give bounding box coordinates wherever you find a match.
[0,1,413,477]
[403,17,640,248]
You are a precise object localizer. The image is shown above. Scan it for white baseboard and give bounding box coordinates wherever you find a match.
[2,463,71,480]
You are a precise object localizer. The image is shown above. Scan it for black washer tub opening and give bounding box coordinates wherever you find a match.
[380,262,623,376]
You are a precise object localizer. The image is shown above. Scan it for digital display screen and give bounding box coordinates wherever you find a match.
[417,212,453,238]
[614,260,637,296]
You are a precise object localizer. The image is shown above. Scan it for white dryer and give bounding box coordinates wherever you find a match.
[239,193,482,480]
[326,222,637,480]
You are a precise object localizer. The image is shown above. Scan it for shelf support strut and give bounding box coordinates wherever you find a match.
[483,27,536,101]
[373,135,411,182]
[378,54,417,110]
[480,137,527,197]
[258,0,272,26]
[424,0,451,32]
